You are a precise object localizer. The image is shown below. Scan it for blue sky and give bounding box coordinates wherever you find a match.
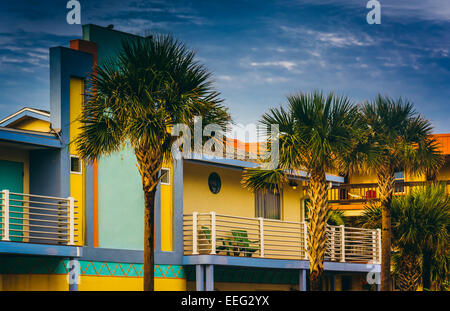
[0,0,449,133]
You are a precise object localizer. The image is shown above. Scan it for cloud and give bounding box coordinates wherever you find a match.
[280,26,375,48]
[294,0,450,22]
[216,75,233,81]
[249,60,297,71]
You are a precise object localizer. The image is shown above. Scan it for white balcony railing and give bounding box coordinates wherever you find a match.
[0,190,78,246]
[184,212,381,264]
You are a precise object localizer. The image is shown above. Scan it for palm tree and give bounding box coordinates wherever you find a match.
[360,95,443,290]
[75,36,230,290]
[242,91,360,290]
[361,183,449,290]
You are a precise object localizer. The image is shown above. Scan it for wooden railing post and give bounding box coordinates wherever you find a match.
[2,190,10,241]
[68,197,75,246]
[210,212,216,255]
[303,222,308,260]
[340,225,345,262]
[259,217,264,258]
[372,230,377,263]
[377,228,381,264]
[331,226,336,261]
[192,212,199,254]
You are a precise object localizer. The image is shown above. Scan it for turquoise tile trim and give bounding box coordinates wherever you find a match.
[0,256,185,279]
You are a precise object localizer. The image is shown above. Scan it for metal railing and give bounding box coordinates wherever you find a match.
[0,190,78,245]
[328,180,450,204]
[184,212,381,264]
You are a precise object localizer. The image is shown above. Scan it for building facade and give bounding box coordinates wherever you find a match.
[5,24,434,291]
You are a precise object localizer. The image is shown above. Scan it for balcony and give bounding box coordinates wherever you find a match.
[329,180,450,204]
[183,212,381,265]
[0,190,80,253]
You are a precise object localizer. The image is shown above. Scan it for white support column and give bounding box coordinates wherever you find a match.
[372,230,377,263]
[192,212,199,255]
[299,269,307,291]
[259,217,264,258]
[68,197,75,246]
[2,190,10,241]
[196,265,205,291]
[331,227,336,261]
[205,265,214,291]
[303,222,308,260]
[340,225,345,262]
[377,228,382,264]
[210,212,216,255]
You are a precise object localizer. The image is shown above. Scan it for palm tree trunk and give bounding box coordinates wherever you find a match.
[377,166,395,291]
[144,187,156,291]
[396,253,421,291]
[422,250,432,290]
[135,145,163,291]
[306,169,329,291]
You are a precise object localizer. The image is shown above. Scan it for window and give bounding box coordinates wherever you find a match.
[339,175,349,200]
[394,170,405,193]
[70,156,82,174]
[208,172,221,194]
[302,198,311,221]
[160,168,170,185]
[255,189,281,220]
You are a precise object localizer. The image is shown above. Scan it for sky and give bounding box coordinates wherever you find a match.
[0,0,449,135]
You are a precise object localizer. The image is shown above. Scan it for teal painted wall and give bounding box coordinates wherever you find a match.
[0,160,24,241]
[97,147,144,250]
[83,25,147,249]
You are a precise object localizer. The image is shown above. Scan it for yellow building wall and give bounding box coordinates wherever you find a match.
[437,161,450,180]
[70,78,85,246]
[349,172,377,184]
[160,161,173,251]
[184,162,255,218]
[12,119,51,132]
[281,186,306,222]
[183,162,306,222]
[0,274,69,291]
[78,276,186,291]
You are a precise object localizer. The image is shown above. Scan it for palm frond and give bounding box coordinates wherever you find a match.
[241,168,288,193]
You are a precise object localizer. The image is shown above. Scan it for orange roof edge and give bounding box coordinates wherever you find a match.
[431,133,450,155]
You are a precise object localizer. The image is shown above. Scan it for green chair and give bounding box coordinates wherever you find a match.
[199,226,232,255]
[230,229,259,257]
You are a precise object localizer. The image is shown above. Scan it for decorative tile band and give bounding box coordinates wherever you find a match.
[0,256,184,279]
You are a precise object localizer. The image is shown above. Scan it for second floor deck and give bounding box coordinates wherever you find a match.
[183,212,381,265]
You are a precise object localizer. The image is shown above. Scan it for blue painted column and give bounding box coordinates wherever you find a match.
[299,269,307,291]
[155,184,161,252]
[196,265,205,291]
[205,265,214,291]
[173,159,184,259]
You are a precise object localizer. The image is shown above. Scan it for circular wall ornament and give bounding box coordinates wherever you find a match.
[208,172,221,194]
